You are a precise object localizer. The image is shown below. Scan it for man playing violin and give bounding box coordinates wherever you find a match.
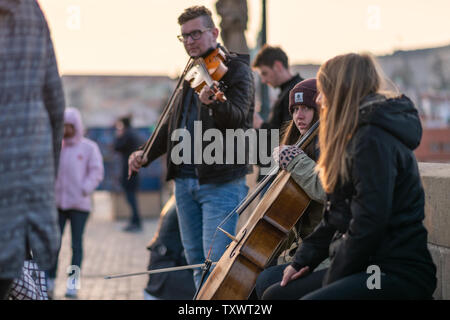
[128,5,255,290]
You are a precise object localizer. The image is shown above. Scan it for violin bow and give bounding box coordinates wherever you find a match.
[104,262,217,280]
[128,57,194,179]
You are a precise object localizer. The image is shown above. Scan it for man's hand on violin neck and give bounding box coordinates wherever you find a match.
[198,81,219,105]
[128,150,146,176]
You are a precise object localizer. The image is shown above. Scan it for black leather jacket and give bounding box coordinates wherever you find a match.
[144,49,255,184]
[291,94,437,296]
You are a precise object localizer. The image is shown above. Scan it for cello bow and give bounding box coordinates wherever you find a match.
[128,58,194,179]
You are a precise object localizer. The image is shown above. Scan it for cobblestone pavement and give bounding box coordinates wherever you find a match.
[51,192,159,300]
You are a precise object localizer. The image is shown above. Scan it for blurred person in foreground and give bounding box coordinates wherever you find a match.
[0,0,65,299]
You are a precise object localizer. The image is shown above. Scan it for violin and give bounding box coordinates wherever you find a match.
[185,47,228,102]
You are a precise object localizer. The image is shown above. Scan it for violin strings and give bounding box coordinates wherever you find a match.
[205,167,278,260]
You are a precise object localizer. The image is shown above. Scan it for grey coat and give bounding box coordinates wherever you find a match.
[0,0,65,278]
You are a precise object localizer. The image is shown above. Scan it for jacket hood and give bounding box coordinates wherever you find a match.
[358,94,422,150]
[213,43,250,67]
[63,107,84,145]
[229,52,250,66]
[0,0,20,12]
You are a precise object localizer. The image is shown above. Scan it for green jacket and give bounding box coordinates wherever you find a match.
[277,152,326,264]
[286,152,326,204]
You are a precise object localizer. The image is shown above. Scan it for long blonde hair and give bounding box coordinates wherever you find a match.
[316,53,385,193]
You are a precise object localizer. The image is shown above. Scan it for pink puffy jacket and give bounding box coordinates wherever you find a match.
[55,108,104,212]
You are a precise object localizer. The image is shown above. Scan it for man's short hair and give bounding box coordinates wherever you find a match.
[178,5,215,28]
[252,45,289,69]
[119,116,131,128]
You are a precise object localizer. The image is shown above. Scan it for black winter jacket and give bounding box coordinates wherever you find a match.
[261,74,302,131]
[145,198,195,299]
[144,50,255,184]
[291,94,437,296]
[115,128,142,189]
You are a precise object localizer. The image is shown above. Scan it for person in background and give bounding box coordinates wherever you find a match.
[47,107,104,299]
[252,45,303,131]
[251,45,303,190]
[0,0,65,299]
[114,116,143,232]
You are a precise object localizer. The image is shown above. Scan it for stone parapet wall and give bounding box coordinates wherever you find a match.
[419,162,450,300]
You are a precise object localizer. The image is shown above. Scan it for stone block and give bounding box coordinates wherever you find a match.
[419,163,450,248]
[110,191,162,220]
[429,244,443,300]
[428,244,450,300]
[443,247,450,300]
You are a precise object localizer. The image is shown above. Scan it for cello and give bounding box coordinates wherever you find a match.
[195,121,320,300]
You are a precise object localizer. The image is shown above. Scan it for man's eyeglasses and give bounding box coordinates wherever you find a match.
[177,29,211,42]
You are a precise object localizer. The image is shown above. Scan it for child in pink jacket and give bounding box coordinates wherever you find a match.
[47,107,104,298]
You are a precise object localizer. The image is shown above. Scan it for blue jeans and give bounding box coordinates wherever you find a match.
[47,209,90,279]
[174,177,248,288]
[124,189,141,226]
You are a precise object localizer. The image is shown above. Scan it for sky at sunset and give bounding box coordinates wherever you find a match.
[38,0,450,77]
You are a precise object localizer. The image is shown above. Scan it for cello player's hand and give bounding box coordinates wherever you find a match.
[273,145,304,170]
[128,150,147,178]
[280,265,310,287]
[272,145,288,166]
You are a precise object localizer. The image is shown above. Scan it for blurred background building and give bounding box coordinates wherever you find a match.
[50,0,449,218]
[291,44,450,163]
[60,39,450,211]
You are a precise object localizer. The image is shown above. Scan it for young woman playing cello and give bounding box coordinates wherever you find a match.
[255,78,328,298]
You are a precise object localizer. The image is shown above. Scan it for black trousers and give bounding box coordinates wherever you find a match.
[0,279,13,300]
[47,209,89,278]
[257,264,431,300]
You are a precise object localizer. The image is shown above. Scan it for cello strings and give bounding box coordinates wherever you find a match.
[205,165,280,260]
[204,120,320,261]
